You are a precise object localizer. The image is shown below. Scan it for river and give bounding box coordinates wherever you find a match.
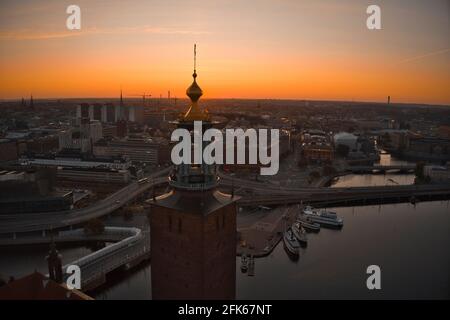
[1,154,449,299]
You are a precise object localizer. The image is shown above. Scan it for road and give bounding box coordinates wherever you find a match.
[0,168,170,234]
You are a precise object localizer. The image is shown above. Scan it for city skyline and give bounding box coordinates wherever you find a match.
[0,0,449,105]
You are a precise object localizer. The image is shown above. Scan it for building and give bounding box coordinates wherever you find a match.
[102,124,117,138]
[94,137,170,165]
[0,272,92,300]
[300,130,334,164]
[148,56,237,299]
[93,103,103,121]
[57,167,131,185]
[25,135,59,154]
[333,132,358,151]
[116,120,128,138]
[105,103,116,123]
[20,150,131,170]
[75,93,146,123]
[59,119,103,153]
[406,137,450,161]
[424,164,450,183]
[302,143,334,163]
[0,139,18,162]
[0,167,73,214]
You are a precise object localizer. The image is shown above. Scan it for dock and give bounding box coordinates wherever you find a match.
[237,206,297,257]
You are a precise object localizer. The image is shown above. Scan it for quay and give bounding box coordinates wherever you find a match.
[237,206,297,257]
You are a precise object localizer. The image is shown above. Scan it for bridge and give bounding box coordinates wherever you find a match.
[0,226,140,246]
[0,225,151,292]
[235,184,450,206]
[46,227,151,292]
[1,165,449,236]
[0,168,170,235]
[345,164,416,173]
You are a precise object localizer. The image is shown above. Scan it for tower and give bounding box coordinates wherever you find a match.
[30,94,34,110]
[46,238,63,284]
[148,45,238,300]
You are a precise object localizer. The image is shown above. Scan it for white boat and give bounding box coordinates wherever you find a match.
[240,254,248,273]
[297,215,320,232]
[283,228,300,259]
[303,206,343,228]
[292,222,308,246]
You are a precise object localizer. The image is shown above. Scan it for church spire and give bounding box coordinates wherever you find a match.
[120,87,124,108]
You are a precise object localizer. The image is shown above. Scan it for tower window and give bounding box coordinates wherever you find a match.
[222,214,226,228]
[216,216,220,231]
[168,216,172,231]
[178,218,182,234]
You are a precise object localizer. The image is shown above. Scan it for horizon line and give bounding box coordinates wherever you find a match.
[1,96,449,107]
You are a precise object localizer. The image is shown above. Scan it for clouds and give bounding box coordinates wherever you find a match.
[0,26,211,41]
[399,48,450,64]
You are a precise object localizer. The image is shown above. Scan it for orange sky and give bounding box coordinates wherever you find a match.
[0,0,449,104]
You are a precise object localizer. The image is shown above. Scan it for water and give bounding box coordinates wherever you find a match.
[3,200,447,299]
[332,153,416,187]
[331,173,414,187]
[237,201,450,299]
[1,154,449,299]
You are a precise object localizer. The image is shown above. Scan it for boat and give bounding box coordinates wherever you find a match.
[247,255,255,277]
[302,206,343,229]
[240,254,248,273]
[297,215,320,232]
[283,228,300,259]
[291,222,308,246]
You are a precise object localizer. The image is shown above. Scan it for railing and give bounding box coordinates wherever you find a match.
[60,227,150,288]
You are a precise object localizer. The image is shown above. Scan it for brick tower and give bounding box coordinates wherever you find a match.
[148,45,238,299]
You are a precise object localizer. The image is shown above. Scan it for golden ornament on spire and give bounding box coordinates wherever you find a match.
[184,44,209,121]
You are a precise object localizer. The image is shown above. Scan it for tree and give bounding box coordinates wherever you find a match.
[336,144,350,158]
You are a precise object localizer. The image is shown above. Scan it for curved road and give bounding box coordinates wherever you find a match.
[0,168,170,234]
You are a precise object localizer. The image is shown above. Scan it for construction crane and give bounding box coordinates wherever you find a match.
[126,93,152,106]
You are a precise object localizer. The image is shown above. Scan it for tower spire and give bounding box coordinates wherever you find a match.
[184,44,208,121]
[194,44,197,75]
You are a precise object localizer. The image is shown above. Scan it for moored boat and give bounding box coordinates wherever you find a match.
[297,215,320,232]
[283,228,300,259]
[303,206,343,229]
[292,222,308,246]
